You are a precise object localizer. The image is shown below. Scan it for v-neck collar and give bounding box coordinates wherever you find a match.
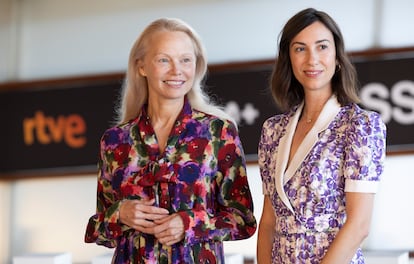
[135,97,192,159]
[274,95,341,213]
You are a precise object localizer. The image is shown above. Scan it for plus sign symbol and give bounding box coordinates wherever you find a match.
[224,101,260,126]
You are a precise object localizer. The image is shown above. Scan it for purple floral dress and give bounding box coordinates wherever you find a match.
[258,96,386,264]
[85,99,257,263]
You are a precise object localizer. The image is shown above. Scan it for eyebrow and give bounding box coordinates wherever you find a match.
[291,39,331,47]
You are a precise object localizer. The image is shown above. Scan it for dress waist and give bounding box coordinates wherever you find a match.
[275,212,346,235]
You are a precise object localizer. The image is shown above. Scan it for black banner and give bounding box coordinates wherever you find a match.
[355,56,414,151]
[205,65,278,161]
[1,53,413,175]
[0,80,122,174]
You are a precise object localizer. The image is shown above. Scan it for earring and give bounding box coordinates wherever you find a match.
[336,64,341,72]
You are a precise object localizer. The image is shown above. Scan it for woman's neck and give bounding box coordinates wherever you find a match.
[147,97,183,128]
[301,92,332,123]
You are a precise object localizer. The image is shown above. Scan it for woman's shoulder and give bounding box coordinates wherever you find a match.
[105,117,136,133]
[263,114,285,127]
[262,108,295,129]
[343,103,384,123]
[341,103,386,133]
[192,109,233,125]
[192,109,240,139]
[100,118,138,143]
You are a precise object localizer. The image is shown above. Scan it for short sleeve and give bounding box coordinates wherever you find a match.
[344,110,386,193]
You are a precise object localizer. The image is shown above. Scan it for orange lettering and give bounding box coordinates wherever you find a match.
[23,116,36,145]
[46,115,65,142]
[64,114,86,148]
[22,111,87,148]
[35,111,51,144]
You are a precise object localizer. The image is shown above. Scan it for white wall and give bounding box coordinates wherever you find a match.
[9,176,114,263]
[1,0,414,263]
[3,0,414,82]
[0,0,385,81]
[365,155,414,251]
[0,181,12,263]
[0,0,19,81]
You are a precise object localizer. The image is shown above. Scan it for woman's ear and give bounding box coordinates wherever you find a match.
[137,60,146,76]
[138,67,146,77]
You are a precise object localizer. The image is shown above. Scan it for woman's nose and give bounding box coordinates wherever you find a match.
[307,51,319,66]
[170,61,182,75]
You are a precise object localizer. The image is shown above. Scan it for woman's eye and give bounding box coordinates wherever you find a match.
[295,47,305,52]
[158,58,169,63]
[320,44,328,50]
[182,57,193,63]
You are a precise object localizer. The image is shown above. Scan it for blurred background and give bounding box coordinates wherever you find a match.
[1,0,414,263]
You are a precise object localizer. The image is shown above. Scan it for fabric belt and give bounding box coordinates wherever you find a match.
[275,212,346,235]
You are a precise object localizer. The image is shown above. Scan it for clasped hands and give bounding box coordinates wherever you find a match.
[119,198,185,246]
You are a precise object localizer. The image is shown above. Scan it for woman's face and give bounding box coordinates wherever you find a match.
[138,30,196,102]
[289,21,336,95]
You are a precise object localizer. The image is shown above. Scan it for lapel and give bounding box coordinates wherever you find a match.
[274,95,341,214]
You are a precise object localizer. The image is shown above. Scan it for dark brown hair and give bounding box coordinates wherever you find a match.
[270,8,360,111]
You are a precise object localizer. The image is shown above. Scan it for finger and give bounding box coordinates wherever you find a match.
[155,226,184,239]
[153,219,184,240]
[135,225,156,234]
[124,203,168,221]
[124,198,154,208]
[158,232,185,246]
[134,203,169,215]
[131,210,170,222]
[133,218,158,228]
[125,219,160,235]
[153,213,180,224]
[120,200,170,230]
[124,199,170,216]
[120,200,158,218]
[123,216,157,229]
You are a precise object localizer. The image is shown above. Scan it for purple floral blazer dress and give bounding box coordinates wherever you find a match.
[258,96,386,264]
[85,99,256,263]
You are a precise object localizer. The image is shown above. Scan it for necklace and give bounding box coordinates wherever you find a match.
[302,111,320,124]
[303,102,324,124]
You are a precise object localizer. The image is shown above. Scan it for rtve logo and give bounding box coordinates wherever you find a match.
[23,111,87,148]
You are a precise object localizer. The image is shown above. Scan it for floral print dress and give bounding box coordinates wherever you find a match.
[258,96,386,264]
[85,99,256,264]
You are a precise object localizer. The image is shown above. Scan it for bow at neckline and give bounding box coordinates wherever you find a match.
[137,157,179,187]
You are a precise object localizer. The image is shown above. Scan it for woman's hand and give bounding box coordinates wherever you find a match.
[119,198,169,233]
[152,213,185,246]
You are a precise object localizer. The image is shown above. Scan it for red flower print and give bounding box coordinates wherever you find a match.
[215,216,233,229]
[113,143,131,165]
[229,174,251,205]
[137,170,156,186]
[198,248,217,264]
[97,181,103,193]
[218,144,236,173]
[187,138,208,160]
[120,181,143,197]
[108,222,122,237]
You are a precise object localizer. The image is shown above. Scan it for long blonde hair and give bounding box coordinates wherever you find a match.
[115,18,235,126]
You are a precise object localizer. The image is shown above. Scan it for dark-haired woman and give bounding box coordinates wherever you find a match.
[257,8,386,264]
